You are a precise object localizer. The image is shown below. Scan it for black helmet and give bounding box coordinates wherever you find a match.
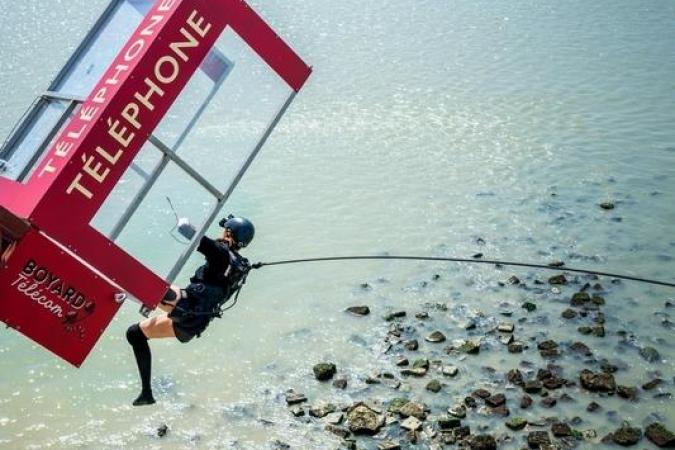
[219,216,255,248]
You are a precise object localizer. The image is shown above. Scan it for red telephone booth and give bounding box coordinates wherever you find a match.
[0,0,311,367]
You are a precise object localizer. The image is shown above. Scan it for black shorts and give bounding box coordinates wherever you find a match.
[168,295,213,343]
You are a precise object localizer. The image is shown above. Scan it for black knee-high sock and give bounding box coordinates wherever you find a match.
[126,324,155,405]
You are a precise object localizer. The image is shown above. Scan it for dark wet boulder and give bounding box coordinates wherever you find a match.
[438,415,462,430]
[579,369,615,392]
[404,339,419,351]
[640,346,661,363]
[570,292,591,306]
[611,423,642,446]
[384,310,406,321]
[551,422,572,437]
[645,423,675,447]
[586,401,601,412]
[548,274,567,285]
[642,378,663,390]
[522,301,537,312]
[459,339,481,354]
[326,424,351,439]
[472,388,492,399]
[157,423,168,437]
[469,434,497,450]
[600,201,615,210]
[570,341,592,356]
[485,393,506,407]
[333,378,348,390]
[527,431,551,448]
[524,380,543,394]
[490,405,510,417]
[617,385,637,400]
[520,395,533,409]
[426,331,446,343]
[346,403,384,435]
[506,417,527,430]
[562,308,578,319]
[507,368,524,385]
[346,306,370,316]
[313,363,337,381]
[591,325,605,337]
[540,397,557,408]
[285,391,307,405]
[426,379,442,393]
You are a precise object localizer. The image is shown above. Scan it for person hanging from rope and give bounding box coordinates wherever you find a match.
[126,215,254,406]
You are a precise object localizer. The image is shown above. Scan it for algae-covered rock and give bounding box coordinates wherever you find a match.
[313,362,337,381]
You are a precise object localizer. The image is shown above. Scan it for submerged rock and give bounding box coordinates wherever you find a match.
[579,369,616,392]
[506,417,527,430]
[458,339,481,354]
[469,434,496,450]
[346,306,370,316]
[157,423,168,438]
[313,363,337,381]
[384,311,406,321]
[610,423,642,446]
[551,422,571,437]
[645,423,675,447]
[426,379,442,393]
[640,346,661,363]
[600,201,615,210]
[426,331,446,343]
[548,274,567,285]
[527,430,551,448]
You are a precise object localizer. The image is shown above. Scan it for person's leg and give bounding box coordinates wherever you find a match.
[126,316,177,406]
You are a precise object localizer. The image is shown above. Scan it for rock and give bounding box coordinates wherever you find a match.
[579,369,616,392]
[486,393,506,407]
[499,334,514,345]
[507,275,521,285]
[645,423,675,447]
[473,389,492,399]
[578,326,592,335]
[346,306,370,316]
[548,274,567,285]
[538,340,558,351]
[378,441,401,450]
[157,423,168,437]
[522,301,537,312]
[346,403,384,435]
[325,424,351,439]
[400,368,427,377]
[570,292,590,306]
[289,405,304,417]
[438,415,462,429]
[399,401,427,420]
[404,339,419,351]
[640,346,661,363]
[388,398,409,413]
[401,416,423,432]
[473,253,484,259]
[586,401,601,412]
[448,405,467,418]
[524,380,543,394]
[642,378,663,390]
[508,341,524,353]
[551,422,571,437]
[324,412,344,425]
[443,365,459,377]
[469,434,497,450]
[570,341,592,356]
[464,396,478,408]
[426,331,446,343]
[562,308,578,319]
[313,363,337,381]
[600,201,615,210]
[384,311,406,321]
[271,440,290,450]
[285,392,307,405]
[527,431,551,448]
[490,405,510,417]
[498,322,515,333]
[426,379,442,393]
[310,402,336,418]
[591,295,605,305]
[611,423,642,446]
[540,397,557,408]
[331,376,348,389]
[617,385,637,400]
[592,325,605,337]
[506,417,528,430]
[520,395,533,409]
[413,358,429,370]
[459,339,481,354]
[415,311,430,320]
[507,369,524,385]
[395,357,409,367]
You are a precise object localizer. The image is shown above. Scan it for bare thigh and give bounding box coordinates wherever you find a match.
[140,315,176,339]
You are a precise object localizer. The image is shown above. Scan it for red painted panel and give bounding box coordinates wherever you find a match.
[0,230,122,367]
[225,0,312,92]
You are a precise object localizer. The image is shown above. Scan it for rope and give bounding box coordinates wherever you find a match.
[251,255,675,289]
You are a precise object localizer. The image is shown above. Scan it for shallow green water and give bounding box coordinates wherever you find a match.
[1,0,674,448]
